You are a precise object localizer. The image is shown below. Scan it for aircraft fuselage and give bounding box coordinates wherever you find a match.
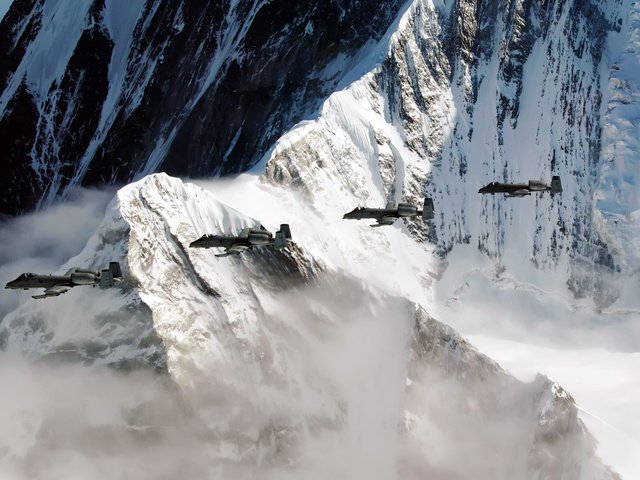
[4,263,122,299]
[343,198,434,227]
[478,183,536,194]
[190,225,292,256]
[5,274,71,290]
[478,177,562,197]
[343,203,421,220]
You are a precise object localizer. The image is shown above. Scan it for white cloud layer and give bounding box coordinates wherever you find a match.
[434,244,640,478]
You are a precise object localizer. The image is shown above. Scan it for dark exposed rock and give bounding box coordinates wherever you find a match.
[0,0,407,215]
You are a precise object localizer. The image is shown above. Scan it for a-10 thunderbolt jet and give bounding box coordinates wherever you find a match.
[5,262,123,299]
[190,224,292,257]
[478,176,562,198]
[343,198,435,227]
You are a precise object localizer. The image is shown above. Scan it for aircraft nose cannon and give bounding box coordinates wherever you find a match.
[343,208,364,219]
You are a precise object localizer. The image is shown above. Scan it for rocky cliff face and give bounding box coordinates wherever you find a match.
[0,0,637,477]
[2,0,636,301]
[0,0,406,215]
[264,0,636,305]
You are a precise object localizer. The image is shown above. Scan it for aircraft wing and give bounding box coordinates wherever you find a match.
[32,284,71,299]
[372,216,397,227]
[215,243,250,257]
[505,190,530,198]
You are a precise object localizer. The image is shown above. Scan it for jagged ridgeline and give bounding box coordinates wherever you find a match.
[0,0,631,302]
[0,173,621,479]
[0,0,406,215]
[0,0,637,477]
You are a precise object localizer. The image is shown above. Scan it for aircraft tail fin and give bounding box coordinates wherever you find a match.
[422,198,435,220]
[100,269,113,288]
[550,176,562,194]
[279,224,292,240]
[100,262,122,288]
[109,262,123,279]
[274,224,291,249]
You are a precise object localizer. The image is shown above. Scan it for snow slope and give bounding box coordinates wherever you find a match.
[0,173,619,479]
[1,0,639,477]
[0,0,408,215]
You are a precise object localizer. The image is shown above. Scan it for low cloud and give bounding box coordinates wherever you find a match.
[0,187,115,319]
[433,244,640,478]
[0,276,591,480]
[0,181,624,479]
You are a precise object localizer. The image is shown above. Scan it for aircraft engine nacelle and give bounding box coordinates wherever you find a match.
[397,203,417,217]
[528,180,547,191]
[71,272,97,285]
[248,232,271,245]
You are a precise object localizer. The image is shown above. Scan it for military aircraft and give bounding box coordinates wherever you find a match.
[190,224,292,257]
[478,176,562,198]
[5,262,123,299]
[343,198,435,227]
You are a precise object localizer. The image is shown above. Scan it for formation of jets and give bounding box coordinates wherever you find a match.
[4,174,563,300]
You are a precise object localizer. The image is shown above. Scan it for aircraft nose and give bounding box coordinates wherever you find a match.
[343,209,359,219]
[190,237,205,247]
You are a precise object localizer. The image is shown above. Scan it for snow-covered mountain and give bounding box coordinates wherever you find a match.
[0,174,619,478]
[265,0,640,306]
[1,0,639,477]
[3,0,635,303]
[0,0,406,215]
